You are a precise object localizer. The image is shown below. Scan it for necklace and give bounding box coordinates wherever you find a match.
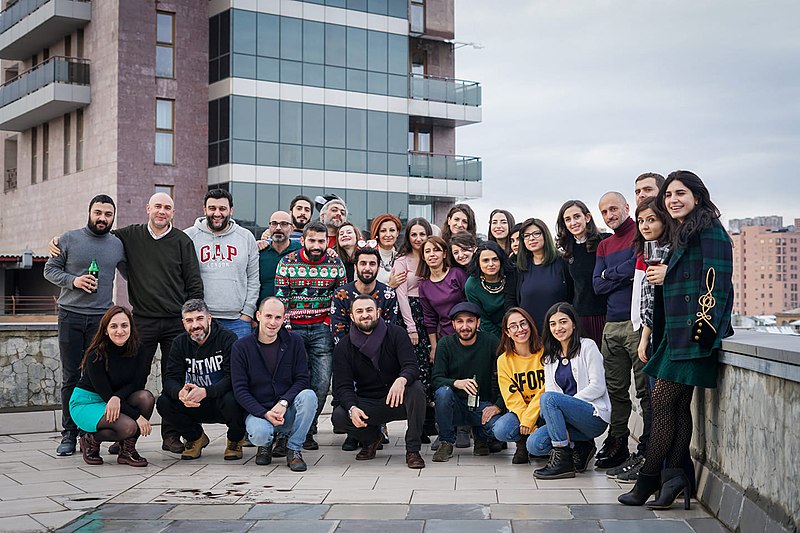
[380,248,396,272]
[480,275,505,294]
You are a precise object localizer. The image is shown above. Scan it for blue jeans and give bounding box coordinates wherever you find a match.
[218,318,253,339]
[434,386,501,443]
[493,412,525,443]
[245,389,318,451]
[528,391,608,455]
[290,322,334,435]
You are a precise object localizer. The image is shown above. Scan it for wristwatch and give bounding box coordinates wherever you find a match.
[278,399,289,408]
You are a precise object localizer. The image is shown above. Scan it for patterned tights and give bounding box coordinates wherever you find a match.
[641,378,694,475]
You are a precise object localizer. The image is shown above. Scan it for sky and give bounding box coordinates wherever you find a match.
[454,1,800,233]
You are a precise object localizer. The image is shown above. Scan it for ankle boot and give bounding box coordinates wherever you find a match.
[80,433,103,465]
[595,436,630,469]
[618,471,660,506]
[117,438,148,467]
[534,446,576,479]
[512,436,529,464]
[646,468,691,510]
[573,440,597,473]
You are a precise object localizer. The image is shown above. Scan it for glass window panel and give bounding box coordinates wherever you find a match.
[256,184,281,227]
[325,106,346,149]
[346,68,367,93]
[346,27,367,70]
[345,189,367,230]
[367,111,387,152]
[367,152,387,174]
[230,182,256,227]
[257,13,279,57]
[302,187,324,207]
[232,10,256,54]
[303,20,325,64]
[325,24,346,67]
[280,144,302,167]
[257,142,279,166]
[418,130,431,152]
[155,132,173,164]
[209,14,219,58]
[303,103,325,146]
[388,74,407,97]
[231,139,256,164]
[209,143,218,168]
[208,100,218,142]
[325,66,346,90]
[219,96,230,140]
[367,0,388,15]
[219,53,230,79]
[325,0,345,7]
[209,58,219,83]
[156,100,173,130]
[156,45,173,77]
[367,72,388,95]
[388,192,408,221]
[219,140,229,164]
[388,34,407,75]
[280,60,302,85]
[325,148,346,172]
[231,96,256,140]
[367,31,387,72]
[257,57,280,82]
[219,10,230,55]
[347,0,367,11]
[408,131,415,152]
[368,191,388,219]
[388,153,408,176]
[280,17,303,61]
[280,185,303,212]
[303,63,325,87]
[387,113,407,153]
[280,101,302,144]
[157,13,173,44]
[303,146,325,170]
[346,150,366,173]
[346,108,367,150]
[387,0,408,18]
[410,5,424,33]
[256,99,279,142]
[232,53,256,79]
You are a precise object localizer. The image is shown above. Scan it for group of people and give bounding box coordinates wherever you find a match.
[44,168,733,509]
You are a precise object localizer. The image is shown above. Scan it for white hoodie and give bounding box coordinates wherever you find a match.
[185,217,260,320]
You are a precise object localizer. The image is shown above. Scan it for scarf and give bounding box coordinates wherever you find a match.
[349,317,388,369]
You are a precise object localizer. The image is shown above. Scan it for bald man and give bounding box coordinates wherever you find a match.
[258,210,302,304]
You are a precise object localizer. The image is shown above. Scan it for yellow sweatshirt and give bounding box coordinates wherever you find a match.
[497,349,546,429]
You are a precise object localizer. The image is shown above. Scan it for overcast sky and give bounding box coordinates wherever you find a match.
[454,1,799,233]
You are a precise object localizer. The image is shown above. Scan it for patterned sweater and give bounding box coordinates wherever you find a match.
[275,249,347,325]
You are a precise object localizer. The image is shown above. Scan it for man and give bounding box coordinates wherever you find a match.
[289,195,313,242]
[331,295,426,469]
[275,221,347,450]
[231,297,317,472]
[258,210,301,304]
[317,195,348,249]
[430,302,504,462]
[185,189,259,339]
[593,192,650,470]
[156,299,246,460]
[633,172,665,206]
[44,194,126,456]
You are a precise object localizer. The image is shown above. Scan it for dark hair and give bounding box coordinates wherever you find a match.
[370,213,402,243]
[416,235,451,279]
[181,298,209,316]
[354,246,380,264]
[448,232,478,266]
[398,217,432,257]
[497,307,543,357]
[334,221,363,263]
[81,306,139,370]
[351,293,377,309]
[468,240,511,279]
[440,204,477,242]
[204,188,233,207]
[290,195,314,213]
[516,218,559,271]
[303,221,328,238]
[656,170,720,249]
[487,209,516,254]
[555,200,604,260]
[635,172,665,189]
[541,302,581,365]
[89,194,116,211]
[632,198,670,256]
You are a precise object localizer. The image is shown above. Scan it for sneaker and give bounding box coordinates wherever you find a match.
[455,426,471,448]
[616,457,645,483]
[224,439,243,461]
[162,435,185,454]
[287,450,307,472]
[406,451,425,469]
[56,434,77,456]
[432,441,454,462]
[272,436,288,458]
[181,433,209,460]
[302,434,319,451]
[341,435,359,452]
[430,437,441,451]
[607,452,644,478]
[473,437,490,456]
[255,444,273,466]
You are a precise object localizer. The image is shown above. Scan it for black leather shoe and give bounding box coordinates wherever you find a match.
[595,437,629,469]
[341,435,359,451]
[596,435,616,460]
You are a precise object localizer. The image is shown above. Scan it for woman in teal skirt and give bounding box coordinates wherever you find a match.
[70,305,154,467]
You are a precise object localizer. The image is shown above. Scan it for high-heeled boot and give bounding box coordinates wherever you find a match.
[646,468,691,510]
[618,471,660,506]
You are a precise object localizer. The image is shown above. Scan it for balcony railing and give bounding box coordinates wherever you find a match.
[409,151,482,182]
[410,73,481,106]
[0,0,89,34]
[0,56,89,109]
[4,167,17,192]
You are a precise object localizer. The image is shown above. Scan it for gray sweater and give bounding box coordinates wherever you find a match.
[43,227,126,315]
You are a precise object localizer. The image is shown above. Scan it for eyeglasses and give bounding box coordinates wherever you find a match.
[522,230,543,241]
[357,239,378,249]
[268,221,292,228]
[506,320,529,333]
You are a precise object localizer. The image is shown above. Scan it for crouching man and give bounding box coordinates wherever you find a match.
[231,297,317,472]
[157,299,247,460]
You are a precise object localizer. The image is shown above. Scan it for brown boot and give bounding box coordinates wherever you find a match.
[512,436,529,464]
[80,433,103,466]
[117,438,148,467]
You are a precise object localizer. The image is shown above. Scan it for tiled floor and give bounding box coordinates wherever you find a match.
[0,412,729,532]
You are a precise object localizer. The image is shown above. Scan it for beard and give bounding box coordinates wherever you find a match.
[305,247,325,261]
[87,217,112,235]
[292,216,307,230]
[207,215,231,232]
[190,325,209,343]
[356,270,377,285]
[457,329,477,342]
[355,317,378,333]
[272,230,287,243]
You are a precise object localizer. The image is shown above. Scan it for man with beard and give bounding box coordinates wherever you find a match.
[185,189,259,339]
[289,195,313,242]
[44,194,127,456]
[331,295,426,469]
[156,299,246,460]
[317,195,348,249]
[431,302,504,462]
[275,221,347,450]
[258,210,301,303]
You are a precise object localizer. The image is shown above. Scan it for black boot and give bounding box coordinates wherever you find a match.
[512,436,529,465]
[534,446,575,479]
[595,436,629,469]
[596,435,616,460]
[647,468,691,510]
[618,471,660,506]
[572,441,597,473]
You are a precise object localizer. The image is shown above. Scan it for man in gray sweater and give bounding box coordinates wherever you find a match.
[44,194,127,456]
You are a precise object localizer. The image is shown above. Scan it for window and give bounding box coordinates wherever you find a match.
[408,127,431,152]
[410,0,425,33]
[156,99,174,164]
[154,184,174,197]
[30,127,37,184]
[41,123,49,181]
[63,114,71,174]
[77,29,84,57]
[156,12,175,78]
[64,35,71,57]
[76,109,83,171]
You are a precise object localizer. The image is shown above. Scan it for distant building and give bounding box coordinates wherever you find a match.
[729,216,783,233]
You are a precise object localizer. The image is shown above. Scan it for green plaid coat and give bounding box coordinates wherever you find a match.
[644,220,733,388]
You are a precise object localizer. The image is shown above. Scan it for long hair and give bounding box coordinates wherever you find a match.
[516,218,559,272]
[397,217,432,257]
[334,221,363,263]
[657,170,721,249]
[370,213,402,245]
[81,306,139,370]
[555,200,604,260]
[448,231,478,267]
[415,235,451,279]
[497,307,543,357]
[468,240,512,280]
[440,204,477,243]
[487,209,516,254]
[540,302,581,365]
[632,197,670,256]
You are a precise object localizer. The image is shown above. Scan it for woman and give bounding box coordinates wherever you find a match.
[492,307,545,464]
[69,306,154,467]
[449,232,478,270]
[508,222,522,263]
[529,303,610,480]
[370,214,402,285]
[620,171,733,510]
[465,241,511,337]
[488,209,516,255]
[334,222,362,282]
[507,218,573,333]
[556,200,610,346]
[440,203,477,243]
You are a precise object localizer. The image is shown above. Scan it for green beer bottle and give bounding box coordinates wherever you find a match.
[87,259,99,293]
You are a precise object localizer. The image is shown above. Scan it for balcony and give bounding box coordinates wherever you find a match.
[408,74,482,127]
[408,151,481,182]
[0,56,90,131]
[0,0,91,60]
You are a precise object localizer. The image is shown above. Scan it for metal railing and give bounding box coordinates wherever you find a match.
[410,73,481,106]
[0,56,89,108]
[408,151,482,182]
[2,296,58,315]
[0,0,89,34]
[4,167,16,191]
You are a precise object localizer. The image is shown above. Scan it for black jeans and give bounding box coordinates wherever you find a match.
[57,309,102,435]
[156,391,246,443]
[331,380,426,453]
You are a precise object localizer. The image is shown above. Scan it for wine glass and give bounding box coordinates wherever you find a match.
[643,241,668,265]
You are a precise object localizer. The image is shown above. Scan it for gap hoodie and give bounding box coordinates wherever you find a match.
[185,217,260,320]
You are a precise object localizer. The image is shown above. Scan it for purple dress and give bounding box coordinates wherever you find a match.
[418,267,468,338]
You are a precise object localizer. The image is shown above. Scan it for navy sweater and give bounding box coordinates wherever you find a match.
[592,217,637,321]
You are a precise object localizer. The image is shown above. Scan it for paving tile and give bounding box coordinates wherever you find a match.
[0,514,44,532]
[0,497,65,517]
[84,503,176,520]
[0,480,83,500]
[717,484,743,531]
[455,477,530,490]
[534,476,619,489]
[0,462,37,474]
[30,510,86,530]
[49,492,118,510]
[581,488,627,504]
[333,520,423,532]
[163,518,257,531]
[324,503,407,520]
[653,506,711,519]
[601,519,694,532]
[294,475,377,490]
[73,519,172,532]
[77,465,166,478]
[107,489,166,504]
[249,520,338,533]
[151,488,248,504]
[497,489,586,505]
[238,489,331,504]
[66,474,147,492]
[423,519,512,533]
[53,515,93,533]
[136,475,227,490]
[9,433,60,443]
[7,468,98,485]
[417,465,496,477]
[0,477,17,489]
[511,519,603,532]
[686,518,735,533]
[243,503,330,520]
[0,437,17,444]
[325,488,412,504]
[213,475,301,491]
[489,504,571,520]
[375,476,454,491]
[407,504,488,520]
[411,490,497,504]
[162,504,250,519]
[569,504,657,520]
[150,464,206,476]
